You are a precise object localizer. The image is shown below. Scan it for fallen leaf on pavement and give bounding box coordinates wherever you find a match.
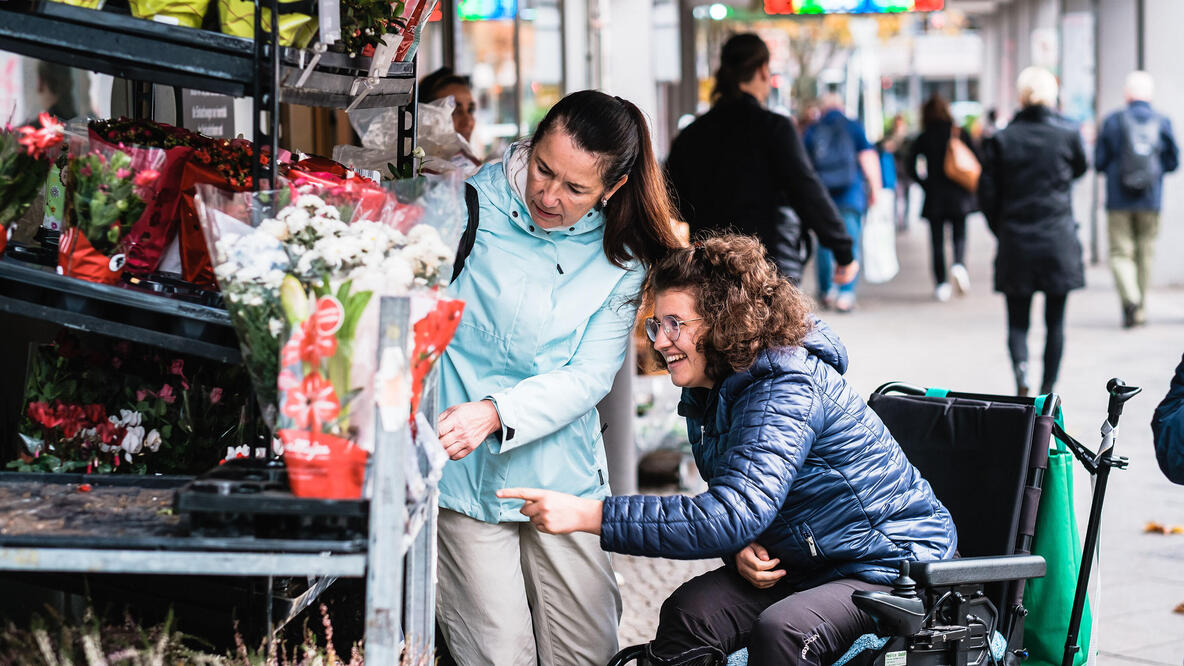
[1145,521,1167,534]
[1174,603,1184,615]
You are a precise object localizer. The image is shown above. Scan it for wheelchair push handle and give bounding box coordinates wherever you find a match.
[1105,378,1141,428]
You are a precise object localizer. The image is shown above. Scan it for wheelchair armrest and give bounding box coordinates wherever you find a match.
[912,555,1046,588]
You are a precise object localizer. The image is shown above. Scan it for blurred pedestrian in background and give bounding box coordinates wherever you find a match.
[666,33,857,288]
[420,66,477,144]
[908,94,977,302]
[884,113,914,230]
[1095,71,1179,328]
[978,67,1087,396]
[803,92,882,312]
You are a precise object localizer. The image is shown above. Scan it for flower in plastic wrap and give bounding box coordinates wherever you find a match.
[1,113,64,253]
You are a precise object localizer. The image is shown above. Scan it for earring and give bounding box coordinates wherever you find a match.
[600,197,609,208]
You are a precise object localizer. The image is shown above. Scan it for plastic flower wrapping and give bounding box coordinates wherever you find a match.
[0,113,65,255]
[57,129,167,284]
[196,174,466,499]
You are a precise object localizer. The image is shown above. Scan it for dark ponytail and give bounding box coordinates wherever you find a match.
[711,33,770,103]
[531,90,680,268]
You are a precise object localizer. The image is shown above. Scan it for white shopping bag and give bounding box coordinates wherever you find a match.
[863,191,899,284]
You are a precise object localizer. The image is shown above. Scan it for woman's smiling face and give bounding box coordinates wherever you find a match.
[651,288,712,390]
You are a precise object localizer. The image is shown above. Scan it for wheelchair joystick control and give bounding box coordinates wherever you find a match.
[892,560,918,599]
[852,560,926,637]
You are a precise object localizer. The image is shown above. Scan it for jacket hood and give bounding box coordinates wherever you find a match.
[680,317,848,419]
[800,317,848,375]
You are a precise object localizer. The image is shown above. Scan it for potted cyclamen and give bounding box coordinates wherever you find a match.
[1,113,65,256]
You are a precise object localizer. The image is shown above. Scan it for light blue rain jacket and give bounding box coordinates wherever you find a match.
[438,143,644,523]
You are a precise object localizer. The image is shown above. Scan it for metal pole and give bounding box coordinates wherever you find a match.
[442,0,457,71]
[513,3,522,137]
[599,342,637,496]
[1061,379,1140,666]
[1089,0,1101,265]
[678,0,697,121]
[1135,0,1145,70]
[365,296,412,665]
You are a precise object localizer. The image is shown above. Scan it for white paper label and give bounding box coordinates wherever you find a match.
[317,0,341,44]
[368,33,400,79]
[884,651,907,666]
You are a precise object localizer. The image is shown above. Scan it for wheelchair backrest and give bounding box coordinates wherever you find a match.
[868,393,1038,559]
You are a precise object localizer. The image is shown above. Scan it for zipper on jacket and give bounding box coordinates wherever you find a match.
[805,534,818,558]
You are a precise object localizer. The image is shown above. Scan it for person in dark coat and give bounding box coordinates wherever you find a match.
[666,33,857,288]
[978,67,1088,396]
[499,234,956,666]
[908,94,977,301]
[1153,353,1184,485]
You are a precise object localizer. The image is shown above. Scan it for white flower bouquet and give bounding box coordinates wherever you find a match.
[197,176,466,498]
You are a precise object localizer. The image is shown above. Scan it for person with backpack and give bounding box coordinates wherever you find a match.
[1094,71,1179,328]
[978,67,1088,397]
[665,33,858,288]
[803,93,882,312]
[435,90,681,665]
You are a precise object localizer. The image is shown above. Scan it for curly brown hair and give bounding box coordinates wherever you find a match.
[644,233,814,381]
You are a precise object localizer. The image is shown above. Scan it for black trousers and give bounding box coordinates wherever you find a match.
[1005,292,1069,394]
[647,566,888,666]
[926,215,967,285]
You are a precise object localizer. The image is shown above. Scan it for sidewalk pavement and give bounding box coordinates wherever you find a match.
[614,214,1184,663]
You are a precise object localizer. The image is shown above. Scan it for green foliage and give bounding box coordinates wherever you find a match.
[0,129,54,226]
[67,150,145,255]
[339,0,407,57]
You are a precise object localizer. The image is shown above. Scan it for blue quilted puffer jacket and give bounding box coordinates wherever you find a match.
[601,320,957,590]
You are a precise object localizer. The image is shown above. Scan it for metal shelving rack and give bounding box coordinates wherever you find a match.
[0,3,430,660]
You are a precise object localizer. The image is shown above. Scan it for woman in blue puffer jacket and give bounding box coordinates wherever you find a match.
[500,233,957,666]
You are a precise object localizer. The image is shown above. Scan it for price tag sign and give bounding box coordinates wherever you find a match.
[180,90,235,138]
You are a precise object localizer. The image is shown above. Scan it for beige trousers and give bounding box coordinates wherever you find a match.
[1107,209,1160,321]
[436,508,622,666]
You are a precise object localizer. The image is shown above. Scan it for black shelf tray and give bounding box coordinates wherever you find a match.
[0,471,365,553]
[0,1,416,108]
[0,259,241,363]
[174,458,368,542]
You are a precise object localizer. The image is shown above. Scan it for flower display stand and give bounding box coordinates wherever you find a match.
[0,0,431,655]
[0,296,438,659]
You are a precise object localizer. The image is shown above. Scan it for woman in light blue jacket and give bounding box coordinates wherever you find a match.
[435,90,681,666]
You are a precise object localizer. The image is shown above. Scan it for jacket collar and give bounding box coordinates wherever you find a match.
[716,93,762,110]
[470,142,607,239]
[675,318,848,420]
[1014,105,1052,123]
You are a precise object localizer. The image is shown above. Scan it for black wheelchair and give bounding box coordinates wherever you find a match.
[609,379,1139,666]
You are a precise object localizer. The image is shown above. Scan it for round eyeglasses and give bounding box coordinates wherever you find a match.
[644,315,703,342]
